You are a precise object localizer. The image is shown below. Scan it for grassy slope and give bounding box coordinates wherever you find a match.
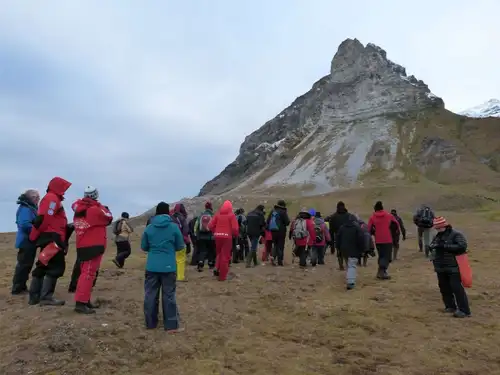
[1,185,500,374]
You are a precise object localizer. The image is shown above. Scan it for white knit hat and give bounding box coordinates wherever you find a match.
[84,186,99,200]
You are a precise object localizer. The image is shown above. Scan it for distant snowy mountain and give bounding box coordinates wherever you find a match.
[459,99,500,118]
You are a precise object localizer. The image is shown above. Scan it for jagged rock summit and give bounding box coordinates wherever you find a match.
[199,38,500,197]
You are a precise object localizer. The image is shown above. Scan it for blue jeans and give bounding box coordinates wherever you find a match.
[249,236,259,252]
[144,271,179,330]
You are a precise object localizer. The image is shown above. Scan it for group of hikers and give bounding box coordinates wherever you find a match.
[11,176,472,333]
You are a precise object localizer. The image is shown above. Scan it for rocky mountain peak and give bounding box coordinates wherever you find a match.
[197,39,454,197]
[459,99,500,118]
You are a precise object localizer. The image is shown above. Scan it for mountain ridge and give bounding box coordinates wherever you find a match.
[198,38,500,197]
[459,99,500,118]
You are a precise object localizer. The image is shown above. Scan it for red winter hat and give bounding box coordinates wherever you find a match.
[433,216,448,229]
[205,201,213,210]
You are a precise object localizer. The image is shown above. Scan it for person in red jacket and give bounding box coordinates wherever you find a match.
[262,229,273,263]
[71,186,113,314]
[28,176,72,306]
[288,208,316,268]
[208,200,239,281]
[367,201,400,280]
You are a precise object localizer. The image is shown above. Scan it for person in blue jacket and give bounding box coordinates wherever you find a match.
[12,189,40,295]
[141,201,185,333]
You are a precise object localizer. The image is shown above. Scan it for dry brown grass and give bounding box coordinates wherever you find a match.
[1,187,500,375]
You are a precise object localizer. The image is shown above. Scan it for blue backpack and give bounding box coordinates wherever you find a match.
[268,211,280,232]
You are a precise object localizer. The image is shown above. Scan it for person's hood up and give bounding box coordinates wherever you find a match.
[17,194,37,208]
[174,203,187,217]
[47,177,71,197]
[151,214,175,228]
[373,210,390,218]
[71,197,98,213]
[219,200,233,215]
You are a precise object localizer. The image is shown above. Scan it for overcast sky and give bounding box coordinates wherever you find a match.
[1,0,499,231]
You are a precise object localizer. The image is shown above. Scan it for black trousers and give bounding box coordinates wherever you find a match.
[115,241,132,267]
[197,238,216,268]
[271,232,286,264]
[437,271,471,314]
[295,245,307,267]
[376,243,392,271]
[69,257,99,292]
[12,242,38,292]
[310,245,325,266]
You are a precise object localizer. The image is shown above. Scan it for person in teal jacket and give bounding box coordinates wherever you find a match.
[141,201,185,332]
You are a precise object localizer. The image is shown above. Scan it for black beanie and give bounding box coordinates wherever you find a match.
[121,212,130,219]
[315,211,321,217]
[156,201,170,215]
[374,201,384,211]
[277,199,286,207]
[336,201,345,209]
[256,204,265,211]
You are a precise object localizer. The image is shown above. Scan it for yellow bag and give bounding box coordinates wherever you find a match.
[176,248,186,281]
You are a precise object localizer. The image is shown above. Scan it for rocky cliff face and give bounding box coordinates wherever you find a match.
[198,39,500,196]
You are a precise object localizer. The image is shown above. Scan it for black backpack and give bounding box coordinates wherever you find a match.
[418,207,434,228]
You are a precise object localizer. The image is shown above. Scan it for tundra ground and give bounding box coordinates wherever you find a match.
[1,186,500,375]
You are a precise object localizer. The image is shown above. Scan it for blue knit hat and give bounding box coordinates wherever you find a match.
[308,208,316,216]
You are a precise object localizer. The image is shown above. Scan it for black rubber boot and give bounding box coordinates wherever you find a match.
[28,276,43,305]
[424,245,430,258]
[39,277,65,306]
[252,251,258,267]
[393,246,399,261]
[75,301,96,314]
[337,257,345,271]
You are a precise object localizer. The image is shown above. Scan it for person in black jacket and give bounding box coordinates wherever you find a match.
[429,216,471,318]
[390,209,406,261]
[336,214,365,290]
[188,216,198,266]
[266,200,290,266]
[245,205,266,267]
[326,201,351,270]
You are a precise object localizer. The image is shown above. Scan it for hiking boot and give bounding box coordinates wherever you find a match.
[213,269,219,277]
[75,301,96,314]
[346,283,355,290]
[453,310,471,318]
[443,307,456,313]
[28,277,43,305]
[376,268,391,280]
[112,259,123,269]
[197,263,204,272]
[39,277,65,306]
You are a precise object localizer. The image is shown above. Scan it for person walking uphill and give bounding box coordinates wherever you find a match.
[71,186,113,314]
[267,200,290,266]
[112,212,134,268]
[289,208,316,268]
[336,214,365,290]
[413,204,435,257]
[12,189,40,295]
[141,202,185,332]
[367,201,400,280]
[310,211,330,266]
[196,201,216,272]
[208,200,239,281]
[28,177,73,306]
[326,201,351,270]
[246,205,266,267]
[429,216,471,318]
[390,209,406,260]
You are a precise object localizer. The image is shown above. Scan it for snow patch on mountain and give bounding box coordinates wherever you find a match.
[459,99,500,118]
